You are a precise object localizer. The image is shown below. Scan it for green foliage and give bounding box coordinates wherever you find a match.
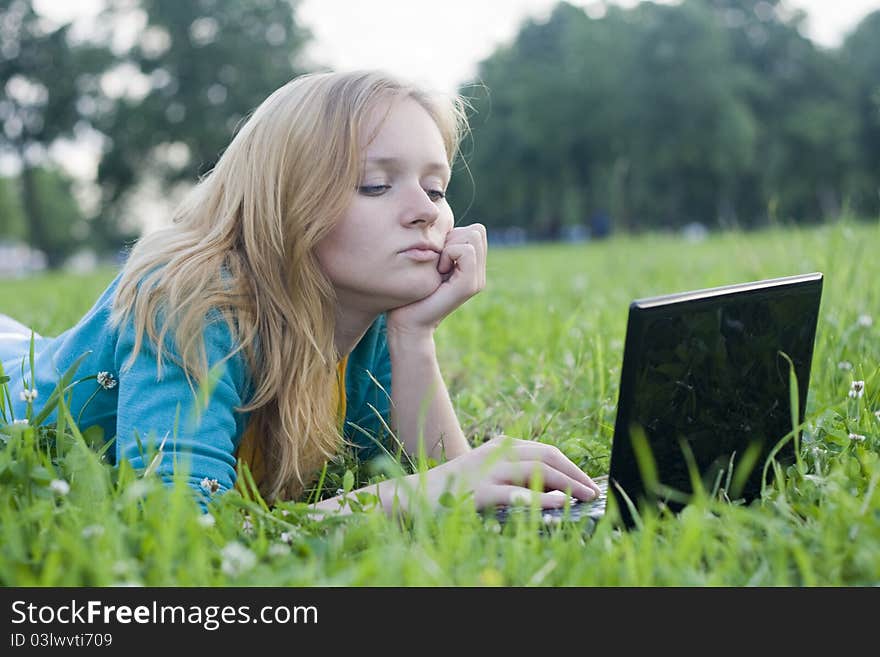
[0,0,312,264]
[1,220,879,585]
[450,0,878,236]
[842,9,880,204]
[95,0,312,207]
[0,175,25,239]
[0,0,116,266]
[25,167,86,264]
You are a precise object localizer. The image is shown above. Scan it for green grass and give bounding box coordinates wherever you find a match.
[1,219,879,585]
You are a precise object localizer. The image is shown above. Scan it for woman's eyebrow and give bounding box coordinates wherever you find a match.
[366,156,450,177]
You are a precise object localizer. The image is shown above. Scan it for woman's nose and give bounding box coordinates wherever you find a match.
[403,187,440,227]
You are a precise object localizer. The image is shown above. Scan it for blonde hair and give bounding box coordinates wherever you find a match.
[110,70,470,502]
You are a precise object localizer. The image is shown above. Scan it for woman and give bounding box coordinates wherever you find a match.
[1,70,600,515]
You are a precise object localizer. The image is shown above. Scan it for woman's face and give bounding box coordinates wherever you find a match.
[315,96,454,313]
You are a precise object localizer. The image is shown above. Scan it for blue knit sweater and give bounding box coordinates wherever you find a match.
[0,272,393,505]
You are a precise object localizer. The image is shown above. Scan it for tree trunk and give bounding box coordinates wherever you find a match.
[19,162,61,269]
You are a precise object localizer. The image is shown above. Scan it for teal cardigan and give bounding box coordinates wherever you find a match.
[0,272,393,504]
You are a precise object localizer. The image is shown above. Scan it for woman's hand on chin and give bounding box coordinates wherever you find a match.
[387,223,487,336]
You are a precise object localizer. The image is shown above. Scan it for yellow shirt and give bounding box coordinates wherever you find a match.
[235,356,348,493]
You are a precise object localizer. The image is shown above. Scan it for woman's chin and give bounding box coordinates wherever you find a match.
[388,277,442,305]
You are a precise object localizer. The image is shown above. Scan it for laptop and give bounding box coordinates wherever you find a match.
[495,272,824,528]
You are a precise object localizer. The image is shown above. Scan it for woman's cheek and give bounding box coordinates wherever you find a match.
[441,215,455,238]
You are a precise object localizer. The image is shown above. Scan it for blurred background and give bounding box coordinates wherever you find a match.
[1,0,878,276]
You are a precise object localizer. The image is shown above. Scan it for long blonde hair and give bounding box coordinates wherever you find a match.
[110,70,470,502]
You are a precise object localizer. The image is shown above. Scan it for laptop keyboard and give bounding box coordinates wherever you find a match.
[494,475,608,525]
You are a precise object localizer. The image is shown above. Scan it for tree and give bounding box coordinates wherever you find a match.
[699,0,860,223]
[620,0,758,228]
[0,175,24,239]
[453,1,758,234]
[842,10,880,217]
[0,0,114,267]
[452,0,868,235]
[454,3,637,237]
[95,0,313,231]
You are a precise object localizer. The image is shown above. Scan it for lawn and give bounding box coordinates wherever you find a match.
[1,218,878,585]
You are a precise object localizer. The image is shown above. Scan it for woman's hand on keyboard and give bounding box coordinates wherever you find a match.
[423,434,601,510]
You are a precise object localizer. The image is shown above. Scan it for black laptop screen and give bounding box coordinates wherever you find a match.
[609,278,822,522]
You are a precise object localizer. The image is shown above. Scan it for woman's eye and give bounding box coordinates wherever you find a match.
[358,184,390,195]
[357,184,445,201]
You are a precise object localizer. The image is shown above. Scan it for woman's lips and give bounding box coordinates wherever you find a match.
[400,248,440,262]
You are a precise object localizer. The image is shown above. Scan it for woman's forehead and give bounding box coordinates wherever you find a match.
[358,98,448,165]
[361,155,451,182]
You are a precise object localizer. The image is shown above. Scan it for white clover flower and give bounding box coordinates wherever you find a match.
[570,275,588,292]
[200,477,220,495]
[111,560,132,577]
[82,524,104,539]
[857,314,873,328]
[268,543,290,558]
[197,513,216,528]
[541,513,562,527]
[838,361,853,371]
[19,388,38,403]
[849,432,866,442]
[280,531,293,544]
[849,381,866,399]
[96,371,117,389]
[49,479,70,496]
[220,542,257,577]
[123,480,150,503]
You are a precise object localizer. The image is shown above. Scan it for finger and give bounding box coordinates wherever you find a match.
[441,242,475,263]
[494,486,577,509]
[437,247,455,275]
[466,224,487,287]
[490,439,602,496]
[438,243,479,290]
[445,225,487,286]
[476,485,574,509]
[470,223,487,254]
[445,224,486,251]
[493,460,598,502]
